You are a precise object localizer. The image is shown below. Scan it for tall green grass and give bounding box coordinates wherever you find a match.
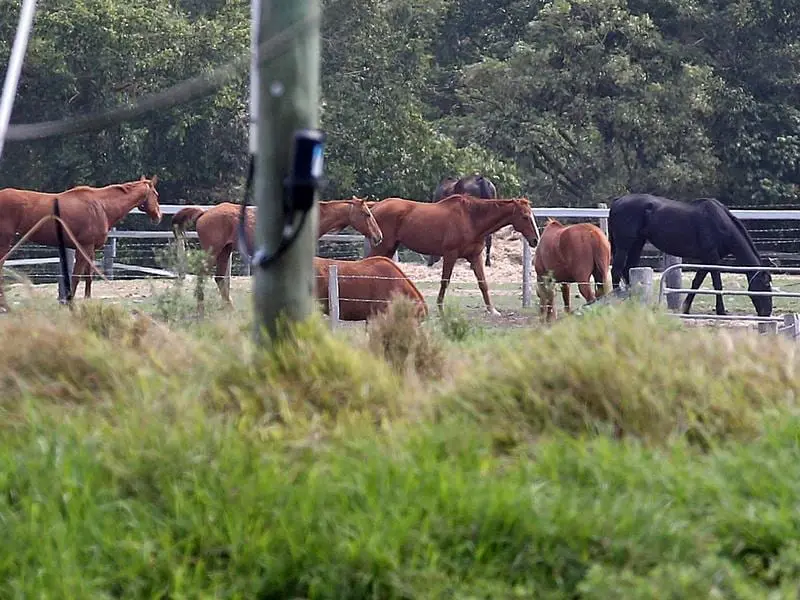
[1,298,800,597]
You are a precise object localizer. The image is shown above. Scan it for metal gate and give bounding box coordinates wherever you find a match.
[656,263,800,337]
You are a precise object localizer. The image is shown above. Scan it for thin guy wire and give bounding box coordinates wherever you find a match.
[4,2,325,142]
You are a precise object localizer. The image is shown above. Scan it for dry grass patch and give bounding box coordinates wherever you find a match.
[442,304,800,447]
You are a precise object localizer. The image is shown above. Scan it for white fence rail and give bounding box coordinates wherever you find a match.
[7,204,800,315]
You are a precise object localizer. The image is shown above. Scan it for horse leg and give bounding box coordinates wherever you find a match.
[0,241,11,311]
[561,283,572,313]
[681,269,709,314]
[69,251,88,300]
[484,234,492,267]
[593,266,608,300]
[622,238,647,286]
[83,246,96,299]
[710,270,727,315]
[469,254,499,316]
[214,246,233,305]
[577,278,596,307]
[611,242,630,290]
[536,279,555,323]
[436,254,458,313]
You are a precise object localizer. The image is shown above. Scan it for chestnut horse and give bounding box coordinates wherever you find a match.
[426,174,499,267]
[314,256,428,321]
[534,219,612,323]
[0,176,162,310]
[366,194,541,315]
[172,197,384,304]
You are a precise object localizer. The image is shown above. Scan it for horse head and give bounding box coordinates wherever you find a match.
[510,197,541,248]
[748,257,775,317]
[349,196,383,246]
[138,175,162,225]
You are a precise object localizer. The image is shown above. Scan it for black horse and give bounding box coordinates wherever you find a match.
[608,193,774,317]
[426,174,499,267]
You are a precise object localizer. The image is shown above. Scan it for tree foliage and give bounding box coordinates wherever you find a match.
[0,0,797,206]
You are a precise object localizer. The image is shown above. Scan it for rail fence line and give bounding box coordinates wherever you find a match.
[7,203,800,308]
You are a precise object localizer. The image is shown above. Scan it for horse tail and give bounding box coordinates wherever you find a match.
[171,207,205,267]
[593,228,613,295]
[172,206,205,238]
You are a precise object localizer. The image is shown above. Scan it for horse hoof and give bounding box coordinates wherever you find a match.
[488,307,501,317]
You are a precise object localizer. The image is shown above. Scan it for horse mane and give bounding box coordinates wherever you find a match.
[65,181,141,195]
[710,198,763,262]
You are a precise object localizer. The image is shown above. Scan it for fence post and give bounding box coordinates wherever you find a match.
[759,321,779,335]
[597,202,608,237]
[363,238,370,257]
[629,266,654,305]
[328,263,340,328]
[57,249,75,303]
[782,313,800,340]
[661,254,682,310]
[522,238,532,308]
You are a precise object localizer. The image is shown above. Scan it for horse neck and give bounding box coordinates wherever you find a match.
[726,230,762,270]
[319,202,351,232]
[98,184,148,225]
[468,199,517,236]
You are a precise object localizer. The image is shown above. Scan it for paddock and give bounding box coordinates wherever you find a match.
[5,203,800,335]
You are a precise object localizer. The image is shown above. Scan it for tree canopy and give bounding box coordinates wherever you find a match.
[0,0,797,207]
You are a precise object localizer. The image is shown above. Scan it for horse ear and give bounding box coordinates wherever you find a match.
[151,174,159,187]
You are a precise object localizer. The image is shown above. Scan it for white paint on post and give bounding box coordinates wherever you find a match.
[0,0,38,162]
[248,0,260,155]
[782,313,800,340]
[597,202,608,237]
[328,264,340,328]
[522,238,532,308]
[629,266,654,305]
[662,254,683,310]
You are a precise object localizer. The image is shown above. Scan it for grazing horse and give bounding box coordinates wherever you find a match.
[534,219,612,322]
[367,194,540,315]
[172,197,383,304]
[0,176,162,310]
[426,174,499,267]
[608,193,773,316]
[314,256,428,322]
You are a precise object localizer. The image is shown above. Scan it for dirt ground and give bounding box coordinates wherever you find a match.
[3,226,784,332]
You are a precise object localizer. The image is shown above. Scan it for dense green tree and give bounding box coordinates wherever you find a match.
[0,0,797,208]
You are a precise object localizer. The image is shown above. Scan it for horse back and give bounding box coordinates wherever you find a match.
[315,256,427,320]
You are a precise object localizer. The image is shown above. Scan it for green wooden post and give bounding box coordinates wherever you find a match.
[253,0,322,342]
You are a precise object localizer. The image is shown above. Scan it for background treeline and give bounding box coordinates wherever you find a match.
[0,0,798,208]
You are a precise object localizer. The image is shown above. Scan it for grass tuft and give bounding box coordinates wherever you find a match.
[442,304,799,447]
[366,295,446,380]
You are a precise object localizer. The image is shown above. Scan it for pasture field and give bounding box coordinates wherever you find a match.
[1,270,800,598]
